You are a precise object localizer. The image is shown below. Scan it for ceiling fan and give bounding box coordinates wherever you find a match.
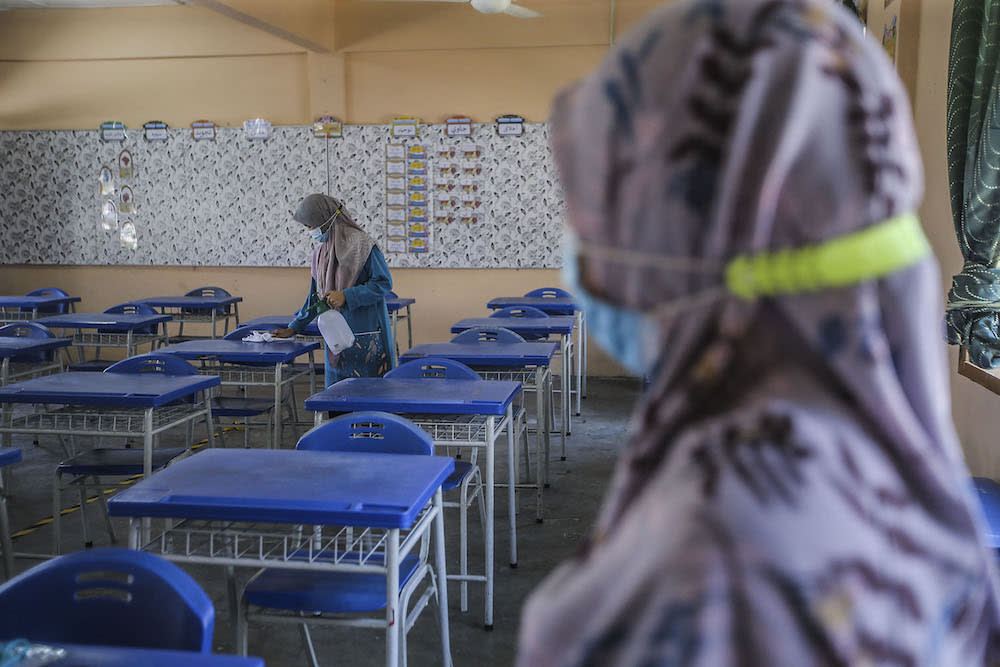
[365,0,542,19]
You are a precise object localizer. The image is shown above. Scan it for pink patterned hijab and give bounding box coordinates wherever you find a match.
[518,1,1000,664]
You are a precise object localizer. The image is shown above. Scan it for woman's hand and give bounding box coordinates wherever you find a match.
[271,328,296,339]
[324,290,347,309]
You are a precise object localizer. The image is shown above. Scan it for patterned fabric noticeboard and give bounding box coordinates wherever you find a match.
[0,123,566,269]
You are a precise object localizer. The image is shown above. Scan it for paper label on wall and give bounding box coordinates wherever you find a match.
[408,238,428,253]
[313,115,343,139]
[408,192,427,206]
[386,144,406,160]
[118,150,134,179]
[119,185,135,214]
[100,121,127,143]
[191,120,217,141]
[407,160,427,175]
[387,192,406,207]
[143,121,169,142]
[496,115,525,137]
[99,166,115,196]
[120,221,138,249]
[408,207,427,222]
[461,143,481,159]
[387,176,406,191]
[387,222,406,237]
[243,118,272,141]
[386,161,406,176]
[408,223,428,237]
[446,117,473,137]
[387,236,407,254]
[101,199,118,231]
[407,175,427,191]
[407,145,427,159]
[392,118,418,138]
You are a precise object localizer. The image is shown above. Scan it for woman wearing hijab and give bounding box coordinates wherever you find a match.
[519,1,1000,665]
[273,193,394,387]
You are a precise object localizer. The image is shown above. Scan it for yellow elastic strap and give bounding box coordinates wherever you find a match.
[725,213,930,299]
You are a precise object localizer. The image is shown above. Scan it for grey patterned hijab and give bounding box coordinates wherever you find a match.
[518,1,1000,664]
[293,193,375,294]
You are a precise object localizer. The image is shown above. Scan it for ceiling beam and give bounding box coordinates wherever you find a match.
[181,0,331,53]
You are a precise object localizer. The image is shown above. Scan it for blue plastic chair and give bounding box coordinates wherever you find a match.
[450,326,526,345]
[0,547,214,652]
[67,303,164,372]
[52,355,200,554]
[0,322,59,365]
[524,287,573,299]
[22,287,74,315]
[388,357,480,381]
[241,412,447,666]
[490,306,550,341]
[0,448,21,582]
[180,286,237,338]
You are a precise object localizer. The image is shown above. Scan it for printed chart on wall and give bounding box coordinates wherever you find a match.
[385,117,487,255]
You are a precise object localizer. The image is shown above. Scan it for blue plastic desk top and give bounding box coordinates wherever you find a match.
[386,297,416,312]
[0,448,22,467]
[486,296,579,315]
[0,337,72,358]
[973,477,1000,549]
[35,313,171,331]
[159,339,320,364]
[241,316,321,337]
[42,643,263,666]
[108,449,455,529]
[451,316,575,337]
[0,296,81,309]
[133,295,243,309]
[400,342,557,367]
[305,378,521,416]
[0,372,219,408]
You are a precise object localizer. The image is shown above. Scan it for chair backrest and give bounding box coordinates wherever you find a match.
[0,323,57,363]
[451,327,525,345]
[0,322,54,340]
[489,306,549,319]
[387,357,479,381]
[103,302,158,317]
[297,411,433,455]
[524,287,573,299]
[104,353,199,376]
[0,547,214,652]
[184,286,231,298]
[223,325,260,341]
[387,290,398,298]
[23,287,72,314]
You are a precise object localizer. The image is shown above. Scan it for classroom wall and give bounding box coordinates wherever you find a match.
[0,0,636,377]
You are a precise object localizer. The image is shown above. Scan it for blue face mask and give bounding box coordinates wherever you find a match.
[309,227,329,243]
[562,236,660,377]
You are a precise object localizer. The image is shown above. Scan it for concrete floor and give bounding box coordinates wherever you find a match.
[2,377,638,666]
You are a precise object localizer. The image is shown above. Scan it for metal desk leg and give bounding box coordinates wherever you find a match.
[575,311,583,415]
[405,305,413,350]
[205,396,216,449]
[386,527,401,667]
[545,369,553,486]
[391,310,400,366]
[273,363,283,449]
[562,333,572,437]
[506,404,517,567]
[484,415,495,630]
[581,311,588,398]
[560,347,569,461]
[211,310,218,340]
[432,491,453,667]
[142,409,154,544]
[0,467,14,580]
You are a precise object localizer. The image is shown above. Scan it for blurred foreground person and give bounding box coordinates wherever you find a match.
[518,1,1000,665]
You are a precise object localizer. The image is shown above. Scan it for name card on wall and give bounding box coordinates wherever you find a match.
[446,117,472,137]
[313,115,343,138]
[496,115,524,137]
[392,117,419,138]
[99,121,127,143]
[143,121,169,142]
[243,118,272,141]
[191,120,217,141]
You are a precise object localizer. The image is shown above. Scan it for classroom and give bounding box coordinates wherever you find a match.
[3,0,1000,665]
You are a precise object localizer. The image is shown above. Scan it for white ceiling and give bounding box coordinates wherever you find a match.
[0,0,179,8]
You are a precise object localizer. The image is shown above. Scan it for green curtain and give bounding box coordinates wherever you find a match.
[946,0,1000,368]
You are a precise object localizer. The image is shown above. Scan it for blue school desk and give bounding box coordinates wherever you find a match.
[451,316,574,443]
[487,296,586,413]
[401,342,558,520]
[108,448,455,667]
[0,337,71,386]
[0,295,80,323]
[158,339,320,448]
[133,295,243,341]
[35,312,171,362]
[306,378,522,627]
[39,643,264,666]
[0,371,218,475]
